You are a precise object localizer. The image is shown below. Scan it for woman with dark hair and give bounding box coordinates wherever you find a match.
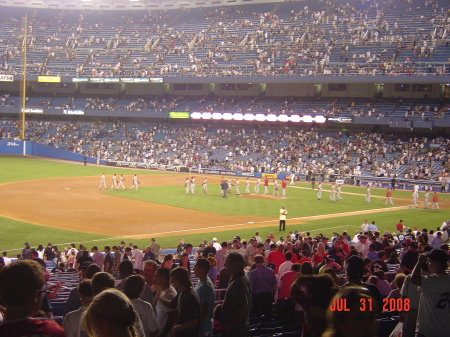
[162,254,177,269]
[169,267,199,337]
[76,250,93,271]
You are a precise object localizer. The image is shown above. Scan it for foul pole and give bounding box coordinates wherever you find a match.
[20,15,27,140]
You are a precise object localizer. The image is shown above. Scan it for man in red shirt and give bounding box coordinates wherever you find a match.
[263,178,269,195]
[267,244,286,274]
[431,191,440,210]
[281,179,287,197]
[385,188,394,206]
[396,219,404,231]
[0,260,66,337]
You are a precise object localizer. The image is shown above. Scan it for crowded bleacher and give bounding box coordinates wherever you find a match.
[0,0,449,77]
[0,223,449,337]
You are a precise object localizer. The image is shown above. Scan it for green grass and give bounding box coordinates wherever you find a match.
[0,156,172,184]
[0,156,448,254]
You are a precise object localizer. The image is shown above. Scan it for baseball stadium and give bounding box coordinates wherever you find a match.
[0,0,449,336]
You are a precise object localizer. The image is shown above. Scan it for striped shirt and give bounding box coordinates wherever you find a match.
[416,273,450,336]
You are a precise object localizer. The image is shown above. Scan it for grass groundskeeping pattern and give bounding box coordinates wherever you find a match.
[0,156,448,254]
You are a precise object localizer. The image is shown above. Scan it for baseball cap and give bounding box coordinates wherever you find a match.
[120,241,125,244]
[24,242,29,245]
[425,249,449,266]
[234,236,240,240]
[212,237,217,242]
[47,243,52,246]
[295,240,301,244]
[409,242,418,249]
[383,231,390,236]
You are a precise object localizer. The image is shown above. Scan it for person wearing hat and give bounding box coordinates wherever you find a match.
[202,177,208,194]
[190,176,196,194]
[185,177,190,194]
[20,242,31,260]
[385,187,394,206]
[43,243,56,266]
[411,249,450,337]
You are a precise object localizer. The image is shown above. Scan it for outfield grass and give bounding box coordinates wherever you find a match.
[0,156,170,184]
[0,156,448,254]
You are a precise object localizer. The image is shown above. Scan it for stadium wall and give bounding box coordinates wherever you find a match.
[0,140,100,164]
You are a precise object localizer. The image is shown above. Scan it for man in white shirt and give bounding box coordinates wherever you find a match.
[354,235,370,258]
[124,275,158,337]
[63,279,93,337]
[132,245,144,270]
[361,220,369,232]
[1,252,11,265]
[154,268,177,337]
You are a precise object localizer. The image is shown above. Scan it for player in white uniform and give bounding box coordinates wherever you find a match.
[185,177,190,194]
[190,176,195,193]
[409,190,418,208]
[365,186,371,203]
[111,174,118,190]
[235,178,240,195]
[254,178,260,194]
[245,178,250,194]
[202,177,208,194]
[117,174,126,190]
[423,190,429,209]
[317,182,322,200]
[99,173,107,190]
[272,179,279,196]
[337,185,343,201]
[129,174,139,191]
[330,183,336,202]
[290,174,295,186]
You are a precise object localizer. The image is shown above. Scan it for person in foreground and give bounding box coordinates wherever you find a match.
[0,260,66,337]
[82,288,139,337]
[322,286,379,337]
[411,249,450,337]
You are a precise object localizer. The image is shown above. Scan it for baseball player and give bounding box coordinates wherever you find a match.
[317,182,322,200]
[185,177,190,194]
[431,192,440,210]
[117,174,126,190]
[98,173,107,190]
[129,174,139,191]
[385,188,394,206]
[365,186,371,203]
[254,178,260,194]
[424,190,429,209]
[190,176,195,193]
[235,178,240,195]
[330,183,336,202]
[409,189,418,208]
[202,177,208,194]
[273,179,279,196]
[263,178,269,195]
[111,174,118,190]
[290,174,295,186]
[227,178,232,194]
[337,184,343,201]
[281,179,287,197]
[245,178,250,194]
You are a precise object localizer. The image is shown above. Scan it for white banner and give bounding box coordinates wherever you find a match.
[0,74,13,82]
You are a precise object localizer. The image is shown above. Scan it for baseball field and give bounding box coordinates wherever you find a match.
[0,156,448,255]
